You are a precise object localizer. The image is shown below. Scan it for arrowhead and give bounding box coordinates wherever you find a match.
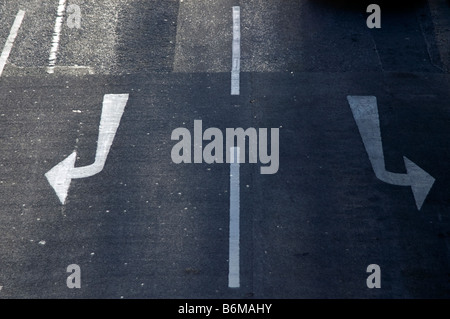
[403,156,435,210]
[45,152,77,205]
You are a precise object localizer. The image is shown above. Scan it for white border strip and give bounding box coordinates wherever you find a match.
[231,6,240,96]
[228,146,240,288]
[0,10,25,77]
[47,0,67,74]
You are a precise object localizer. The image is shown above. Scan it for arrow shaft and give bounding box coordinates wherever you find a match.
[348,96,410,186]
[69,94,129,179]
[376,170,410,186]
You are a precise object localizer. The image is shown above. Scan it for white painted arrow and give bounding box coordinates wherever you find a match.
[347,95,435,210]
[45,94,129,204]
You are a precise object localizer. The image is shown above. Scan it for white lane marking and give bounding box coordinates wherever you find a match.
[231,6,240,95]
[0,10,25,77]
[347,95,435,210]
[47,0,67,74]
[229,146,240,288]
[45,94,129,204]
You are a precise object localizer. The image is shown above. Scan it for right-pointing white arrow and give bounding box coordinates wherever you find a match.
[347,95,435,210]
[45,94,129,204]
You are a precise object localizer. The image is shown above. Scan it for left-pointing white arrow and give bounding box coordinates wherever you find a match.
[45,93,129,204]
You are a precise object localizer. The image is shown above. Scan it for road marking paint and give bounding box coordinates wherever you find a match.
[347,95,435,210]
[45,94,129,204]
[0,10,25,77]
[228,146,240,288]
[231,6,240,95]
[47,0,67,74]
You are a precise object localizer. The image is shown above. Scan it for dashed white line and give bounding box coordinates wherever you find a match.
[231,6,240,95]
[47,0,67,74]
[228,146,240,288]
[0,10,25,77]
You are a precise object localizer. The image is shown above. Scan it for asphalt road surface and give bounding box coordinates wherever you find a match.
[0,0,449,299]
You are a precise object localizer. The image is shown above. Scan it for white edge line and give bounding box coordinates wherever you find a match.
[229,146,240,288]
[0,10,26,77]
[47,0,67,74]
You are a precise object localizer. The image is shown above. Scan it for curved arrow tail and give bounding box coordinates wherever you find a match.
[69,94,129,179]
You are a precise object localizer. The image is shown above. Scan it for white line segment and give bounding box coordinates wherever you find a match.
[229,146,240,288]
[47,0,67,74]
[0,10,25,77]
[231,6,240,95]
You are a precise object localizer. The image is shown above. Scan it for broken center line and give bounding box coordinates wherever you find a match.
[229,146,240,288]
[231,6,240,95]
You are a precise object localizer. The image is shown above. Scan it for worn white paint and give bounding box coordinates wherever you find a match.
[228,146,240,288]
[347,95,435,210]
[231,6,240,95]
[45,94,129,204]
[47,0,67,74]
[0,10,25,77]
